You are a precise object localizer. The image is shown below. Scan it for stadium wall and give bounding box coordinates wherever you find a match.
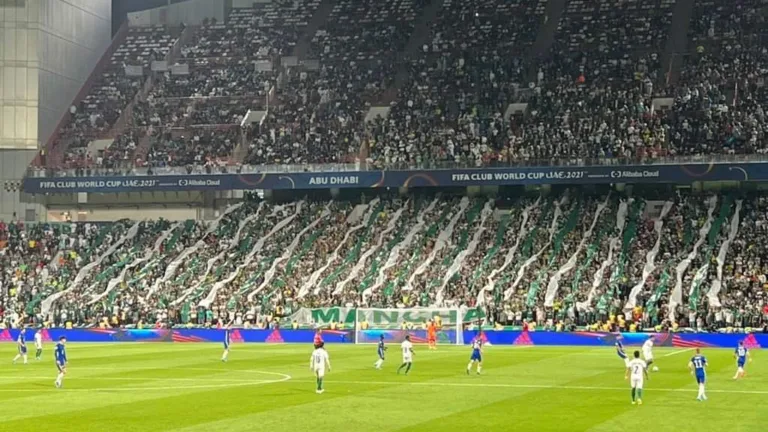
[2,329,765,348]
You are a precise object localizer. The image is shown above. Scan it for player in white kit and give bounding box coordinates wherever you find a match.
[642,336,657,371]
[625,350,649,405]
[34,329,43,360]
[310,342,331,394]
[397,335,414,375]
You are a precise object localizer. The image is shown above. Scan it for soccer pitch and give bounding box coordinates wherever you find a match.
[0,344,765,431]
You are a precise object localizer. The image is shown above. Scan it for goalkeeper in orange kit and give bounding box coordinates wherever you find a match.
[427,320,437,350]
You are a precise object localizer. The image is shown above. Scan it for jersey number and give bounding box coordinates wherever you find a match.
[693,359,704,368]
[633,365,642,375]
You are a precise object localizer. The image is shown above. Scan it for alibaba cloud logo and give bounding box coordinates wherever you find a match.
[178,179,189,186]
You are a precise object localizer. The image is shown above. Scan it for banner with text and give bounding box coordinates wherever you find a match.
[288,307,485,328]
[24,162,768,193]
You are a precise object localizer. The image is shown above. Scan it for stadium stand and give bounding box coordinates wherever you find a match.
[10,1,768,331]
[3,191,768,331]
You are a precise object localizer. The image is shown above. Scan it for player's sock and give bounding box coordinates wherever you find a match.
[318,378,323,391]
[221,350,229,362]
[36,349,42,360]
[56,372,64,386]
[397,363,406,374]
[405,362,412,374]
[23,355,27,364]
[637,389,643,401]
[697,384,704,399]
[631,388,636,402]
[375,359,383,369]
[477,366,482,374]
[467,362,473,372]
[12,354,20,364]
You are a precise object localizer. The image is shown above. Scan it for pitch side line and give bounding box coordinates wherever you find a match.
[291,379,768,395]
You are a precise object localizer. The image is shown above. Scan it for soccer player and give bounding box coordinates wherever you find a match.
[733,341,751,380]
[689,348,708,401]
[310,341,331,394]
[616,338,629,367]
[642,336,657,371]
[427,320,437,350]
[221,325,231,362]
[34,329,43,361]
[397,334,414,375]
[625,350,648,405]
[467,334,483,375]
[12,329,28,364]
[374,334,387,370]
[54,336,67,388]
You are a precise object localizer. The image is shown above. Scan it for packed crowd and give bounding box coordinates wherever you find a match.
[55,27,180,170]
[38,0,768,175]
[3,190,768,330]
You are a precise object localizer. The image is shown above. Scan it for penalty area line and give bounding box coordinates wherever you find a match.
[290,379,768,395]
[663,348,696,357]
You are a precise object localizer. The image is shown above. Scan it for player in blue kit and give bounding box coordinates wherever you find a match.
[616,339,629,367]
[221,325,231,362]
[733,341,751,380]
[688,348,707,401]
[12,330,28,365]
[374,334,387,370]
[54,337,67,388]
[466,335,483,375]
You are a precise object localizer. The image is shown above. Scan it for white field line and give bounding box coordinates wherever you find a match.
[663,348,696,357]
[290,379,768,395]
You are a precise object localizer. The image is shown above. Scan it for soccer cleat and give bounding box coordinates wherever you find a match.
[318,389,324,394]
[467,369,470,375]
[631,401,636,405]
[55,381,61,388]
[637,399,642,405]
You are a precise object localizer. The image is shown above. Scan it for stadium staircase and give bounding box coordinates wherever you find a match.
[391,0,445,96]
[661,0,695,85]
[530,0,567,57]
[291,0,335,59]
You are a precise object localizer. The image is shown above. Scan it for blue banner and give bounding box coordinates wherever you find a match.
[3,328,764,348]
[22,162,768,193]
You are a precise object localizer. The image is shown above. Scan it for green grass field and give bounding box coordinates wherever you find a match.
[0,343,765,431]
